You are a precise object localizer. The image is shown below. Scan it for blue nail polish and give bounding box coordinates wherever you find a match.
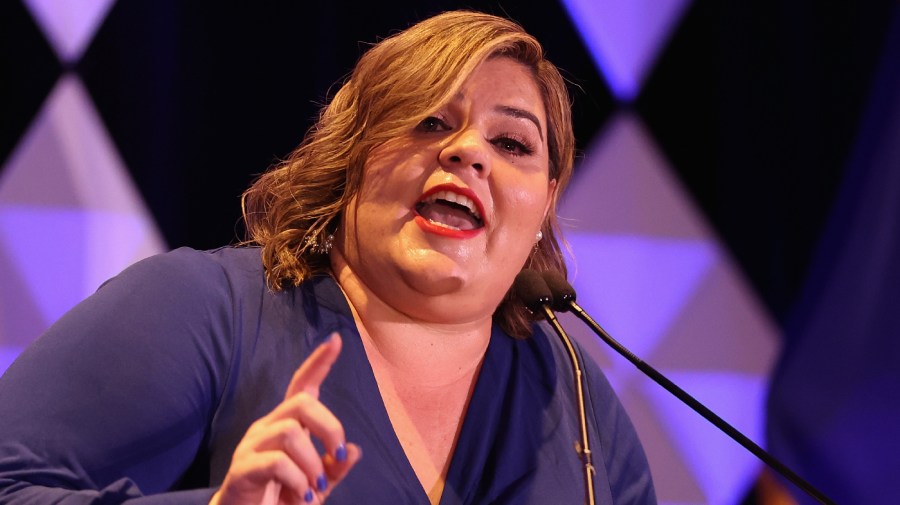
[335,443,347,462]
[304,489,314,503]
[316,474,328,492]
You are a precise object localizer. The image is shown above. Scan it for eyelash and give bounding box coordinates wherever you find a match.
[417,116,450,132]
[415,116,536,157]
[492,132,535,157]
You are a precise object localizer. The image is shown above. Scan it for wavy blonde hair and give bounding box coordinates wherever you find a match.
[242,10,574,338]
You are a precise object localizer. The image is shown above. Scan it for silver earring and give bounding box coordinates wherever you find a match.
[535,230,543,243]
[306,233,334,254]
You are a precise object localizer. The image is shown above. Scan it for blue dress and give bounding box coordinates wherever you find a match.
[0,247,655,504]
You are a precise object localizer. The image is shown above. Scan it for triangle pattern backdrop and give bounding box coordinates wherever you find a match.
[0,2,779,504]
[0,0,165,367]
[558,111,779,504]
[557,1,780,503]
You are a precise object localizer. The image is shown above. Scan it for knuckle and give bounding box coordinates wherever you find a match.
[324,423,345,442]
[293,391,315,408]
[281,422,307,447]
[247,418,264,431]
[284,419,307,438]
[268,452,292,475]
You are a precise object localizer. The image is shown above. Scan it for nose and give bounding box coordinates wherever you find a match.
[438,128,491,176]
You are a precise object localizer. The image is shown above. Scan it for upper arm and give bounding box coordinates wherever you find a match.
[0,248,234,500]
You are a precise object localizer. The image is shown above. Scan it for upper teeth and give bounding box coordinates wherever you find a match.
[427,190,482,220]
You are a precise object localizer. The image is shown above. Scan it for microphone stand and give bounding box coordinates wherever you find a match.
[539,305,596,505]
[512,270,596,505]
[564,299,838,505]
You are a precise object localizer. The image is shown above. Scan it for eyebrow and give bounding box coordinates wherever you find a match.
[496,105,544,141]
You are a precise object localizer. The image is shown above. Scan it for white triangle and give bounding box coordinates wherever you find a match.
[84,209,166,292]
[617,391,707,504]
[24,0,117,63]
[651,258,780,374]
[0,76,152,216]
[643,371,767,505]
[560,112,711,239]
[565,233,716,367]
[561,0,692,101]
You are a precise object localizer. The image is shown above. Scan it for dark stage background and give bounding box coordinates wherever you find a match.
[2,1,899,504]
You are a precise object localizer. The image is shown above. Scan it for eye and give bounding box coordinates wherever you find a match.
[492,133,535,157]
[416,116,451,132]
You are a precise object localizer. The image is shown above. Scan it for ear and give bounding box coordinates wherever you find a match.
[542,178,558,224]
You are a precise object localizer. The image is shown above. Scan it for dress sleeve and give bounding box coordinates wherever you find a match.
[0,248,234,504]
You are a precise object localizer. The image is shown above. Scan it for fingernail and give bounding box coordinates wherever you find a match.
[304,489,314,503]
[335,443,347,462]
[316,474,328,492]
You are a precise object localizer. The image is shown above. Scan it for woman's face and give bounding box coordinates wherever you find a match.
[335,57,556,325]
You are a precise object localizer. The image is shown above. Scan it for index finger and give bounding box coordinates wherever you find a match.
[285,333,342,400]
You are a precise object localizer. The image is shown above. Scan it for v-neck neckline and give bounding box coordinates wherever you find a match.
[349,328,504,505]
[306,276,569,504]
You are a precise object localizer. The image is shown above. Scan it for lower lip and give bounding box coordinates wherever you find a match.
[414,215,483,239]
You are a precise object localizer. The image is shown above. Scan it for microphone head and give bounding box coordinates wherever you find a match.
[512,269,552,314]
[541,271,576,311]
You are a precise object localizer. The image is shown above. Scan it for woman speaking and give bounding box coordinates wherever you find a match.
[0,10,656,505]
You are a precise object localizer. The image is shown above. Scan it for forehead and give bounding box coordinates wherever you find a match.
[452,57,545,122]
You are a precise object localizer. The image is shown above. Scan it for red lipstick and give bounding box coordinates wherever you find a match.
[414,184,486,239]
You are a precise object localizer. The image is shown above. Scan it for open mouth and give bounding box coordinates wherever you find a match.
[414,186,485,232]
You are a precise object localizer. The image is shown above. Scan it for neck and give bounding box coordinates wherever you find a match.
[330,253,492,386]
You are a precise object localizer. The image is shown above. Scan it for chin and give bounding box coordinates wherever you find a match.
[396,250,468,297]
[390,249,508,320]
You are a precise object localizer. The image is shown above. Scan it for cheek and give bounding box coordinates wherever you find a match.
[498,178,551,234]
[358,149,431,208]
[483,180,549,273]
[343,149,434,256]
[357,163,402,207]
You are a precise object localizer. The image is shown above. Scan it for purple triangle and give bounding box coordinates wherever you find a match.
[562,0,692,101]
[0,207,88,324]
[0,346,26,377]
[0,237,49,347]
[24,0,117,63]
[642,371,767,504]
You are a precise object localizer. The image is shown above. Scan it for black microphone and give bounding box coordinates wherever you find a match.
[512,270,553,314]
[512,270,596,505]
[541,271,838,505]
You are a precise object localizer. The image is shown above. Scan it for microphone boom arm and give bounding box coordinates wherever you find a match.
[566,300,837,505]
